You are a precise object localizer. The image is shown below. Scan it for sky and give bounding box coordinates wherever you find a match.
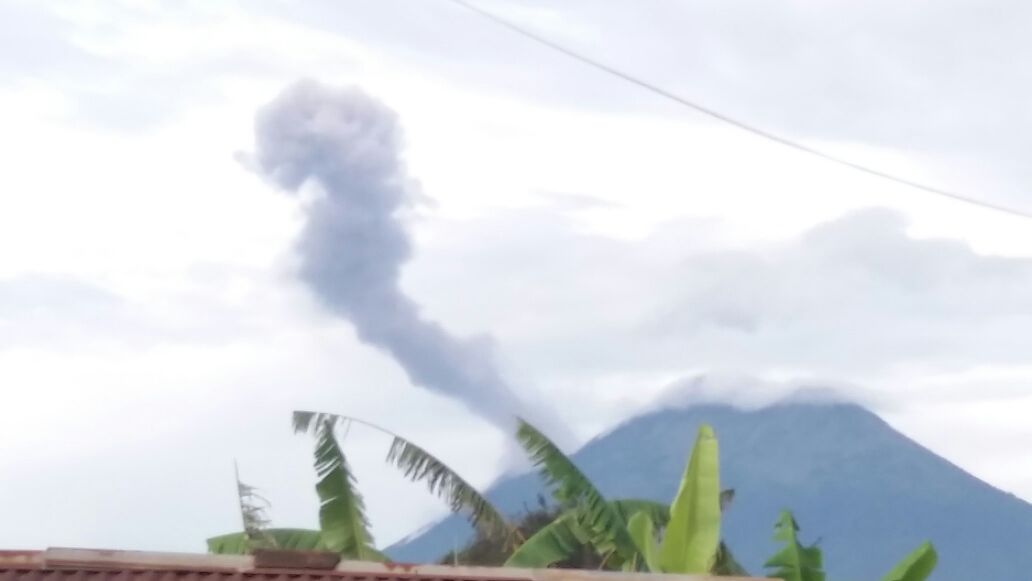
[2,0,1032,553]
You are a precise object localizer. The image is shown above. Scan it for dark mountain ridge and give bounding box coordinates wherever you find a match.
[388,402,1032,581]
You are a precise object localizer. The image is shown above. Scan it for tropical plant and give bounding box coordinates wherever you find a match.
[208,418,385,560]
[281,412,736,572]
[235,464,276,550]
[881,542,938,581]
[763,511,938,581]
[505,498,671,569]
[208,528,326,554]
[210,411,517,560]
[511,419,641,567]
[764,511,825,581]
[293,411,515,542]
[211,407,940,581]
[439,496,603,568]
[306,416,384,560]
[506,422,737,575]
[626,424,722,573]
[206,466,329,554]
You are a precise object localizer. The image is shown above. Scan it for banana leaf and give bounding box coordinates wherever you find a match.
[295,411,512,540]
[658,424,722,574]
[207,528,324,554]
[307,417,382,561]
[764,511,825,581]
[517,419,636,560]
[881,542,938,581]
[505,500,667,568]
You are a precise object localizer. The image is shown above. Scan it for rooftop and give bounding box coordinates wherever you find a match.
[0,549,765,581]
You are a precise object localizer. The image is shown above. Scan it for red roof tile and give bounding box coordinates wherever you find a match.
[0,549,765,581]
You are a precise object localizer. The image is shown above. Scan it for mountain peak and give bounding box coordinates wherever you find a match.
[389,400,1032,581]
[645,373,888,417]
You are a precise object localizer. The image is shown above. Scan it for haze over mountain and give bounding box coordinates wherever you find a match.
[388,400,1032,581]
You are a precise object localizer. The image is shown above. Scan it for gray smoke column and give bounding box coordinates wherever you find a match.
[252,80,568,441]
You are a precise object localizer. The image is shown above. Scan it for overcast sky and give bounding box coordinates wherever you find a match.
[2,0,1032,553]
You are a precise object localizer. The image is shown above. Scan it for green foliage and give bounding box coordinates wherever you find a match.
[602,498,671,530]
[446,501,551,566]
[210,416,384,561]
[386,436,512,539]
[516,419,600,506]
[764,511,826,581]
[516,419,636,562]
[447,499,604,568]
[762,511,938,581]
[881,542,938,581]
[658,424,722,574]
[504,500,668,568]
[234,467,277,551]
[207,528,325,554]
[207,469,316,555]
[295,411,512,540]
[300,416,383,561]
[509,421,730,575]
[505,509,591,568]
[280,410,940,581]
[626,511,660,572]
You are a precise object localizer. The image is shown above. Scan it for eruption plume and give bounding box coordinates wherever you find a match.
[251,80,569,443]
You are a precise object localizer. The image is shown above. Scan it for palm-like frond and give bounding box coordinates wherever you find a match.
[881,542,937,581]
[516,419,635,559]
[294,411,513,541]
[609,499,670,526]
[504,500,667,569]
[207,528,324,554]
[234,465,277,551]
[293,411,339,435]
[307,417,382,561]
[764,511,825,581]
[504,509,590,568]
[386,437,513,539]
[516,419,598,506]
[627,511,661,572]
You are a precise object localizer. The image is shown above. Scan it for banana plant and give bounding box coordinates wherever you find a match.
[292,411,516,542]
[208,469,291,553]
[307,416,384,560]
[763,511,938,581]
[618,425,723,574]
[275,412,741,573]
[207,467,322,554]
[513,419,643,566]
[208,411,524,560]
[207,468,324,553]
[505,499,671,568]
[208,528,328,554]
[507,423,733,575]
[209,417,386,561]
[764,511,825,581]
[881,542,938,581]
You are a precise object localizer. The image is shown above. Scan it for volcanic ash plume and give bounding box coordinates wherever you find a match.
[251,80,566,440]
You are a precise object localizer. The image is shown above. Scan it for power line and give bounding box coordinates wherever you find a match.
[446,0,1032,221]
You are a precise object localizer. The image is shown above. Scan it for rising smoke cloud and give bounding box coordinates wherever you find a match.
[251,80,567,441]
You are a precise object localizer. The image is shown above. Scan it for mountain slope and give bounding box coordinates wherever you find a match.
[387,402,1032,581]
